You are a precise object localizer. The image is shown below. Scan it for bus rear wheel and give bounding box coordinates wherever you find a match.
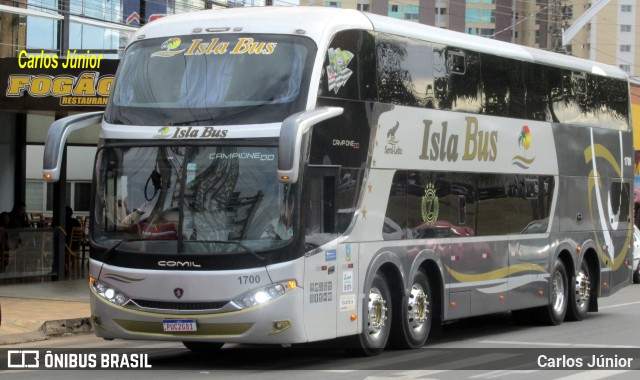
[350,272,392,356]
[535,259,568,325]
[182,342,224,352]
[391,269,431,349]
[566,259,590,321]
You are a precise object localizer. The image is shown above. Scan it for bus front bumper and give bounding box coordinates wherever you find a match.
[90,287,308,344]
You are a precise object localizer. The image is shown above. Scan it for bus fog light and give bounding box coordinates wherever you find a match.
[231,280,297,310]
[271,320,291,334]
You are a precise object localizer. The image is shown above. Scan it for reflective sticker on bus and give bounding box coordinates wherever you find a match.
[326,48,354,94]
[339,294,356,311]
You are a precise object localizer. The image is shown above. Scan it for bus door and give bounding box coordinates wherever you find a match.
[302,165,341,341]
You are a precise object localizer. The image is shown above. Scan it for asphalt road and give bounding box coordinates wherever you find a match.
[1,283,639,379]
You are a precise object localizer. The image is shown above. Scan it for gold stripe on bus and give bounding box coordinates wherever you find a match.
[446,263,547,283]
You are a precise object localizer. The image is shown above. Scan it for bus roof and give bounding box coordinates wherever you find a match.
[131,6,626,81]
[363,12,627,80]
[129,6,373,46]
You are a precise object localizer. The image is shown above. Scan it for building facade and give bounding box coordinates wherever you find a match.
[0,0,227,281]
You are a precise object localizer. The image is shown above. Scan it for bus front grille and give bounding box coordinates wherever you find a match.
[131,299,230,312]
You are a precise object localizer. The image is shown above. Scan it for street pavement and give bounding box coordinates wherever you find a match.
[0,278,92,345]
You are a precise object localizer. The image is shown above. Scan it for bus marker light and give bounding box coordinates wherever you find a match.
[450,302,457,308]
[539,290,544,296]
[280,175,290,180]
[348,263,353,269]
[499,295,505,301]
[603,282,608,287]
[576,246,582,253]
[350,314,357,321]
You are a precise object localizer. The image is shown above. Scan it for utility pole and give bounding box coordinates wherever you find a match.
[550,0,564,53]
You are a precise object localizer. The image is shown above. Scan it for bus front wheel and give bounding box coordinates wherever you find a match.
[350,272,392,356]
[391,269,431,349]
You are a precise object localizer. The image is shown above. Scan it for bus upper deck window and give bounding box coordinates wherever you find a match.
[448,51,466,75]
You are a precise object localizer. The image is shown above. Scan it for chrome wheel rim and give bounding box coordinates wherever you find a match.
[574,269,590,309]
[552,270,566,313]
[366,287,388,340]
[407,283,429,333]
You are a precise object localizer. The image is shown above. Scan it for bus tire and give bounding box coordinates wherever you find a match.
[566,259,590,321]
[350,272,392,356]
[536,259,568,325]
[391,269,431,349]
[182,342,224,352]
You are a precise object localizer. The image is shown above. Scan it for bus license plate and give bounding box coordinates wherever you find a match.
[163,319,197,332]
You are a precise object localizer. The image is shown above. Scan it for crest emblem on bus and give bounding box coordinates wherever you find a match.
[174,288,184,299]
[326,48,354,94]
[421,183,439,225]
[151,37,186,57]
[512,124,535,169]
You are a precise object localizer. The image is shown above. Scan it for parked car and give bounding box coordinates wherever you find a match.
[633,226,640,284]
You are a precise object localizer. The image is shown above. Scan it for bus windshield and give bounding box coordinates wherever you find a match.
[94,145,295,254]
[105,33,316,126]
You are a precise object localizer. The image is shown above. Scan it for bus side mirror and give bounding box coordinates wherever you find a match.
[277,107,343,184]
[43,111,103,183]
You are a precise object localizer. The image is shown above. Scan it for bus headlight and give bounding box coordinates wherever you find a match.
[231,280,297,309]
[90,277,131,306]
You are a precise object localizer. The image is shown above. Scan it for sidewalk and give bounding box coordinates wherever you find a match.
[0,279,92,345]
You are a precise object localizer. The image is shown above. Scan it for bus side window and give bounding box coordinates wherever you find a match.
[319,30,377,101]
[376,33,433,108]
[304,167,338,247]
[384,171,408,241]
[304,166,363,247]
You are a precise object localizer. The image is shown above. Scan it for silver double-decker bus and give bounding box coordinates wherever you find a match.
[43,7,633,355]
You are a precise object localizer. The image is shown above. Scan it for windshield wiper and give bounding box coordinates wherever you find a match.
[197,240,265,262]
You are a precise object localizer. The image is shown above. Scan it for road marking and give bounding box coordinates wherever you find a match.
[469,370,538,379]
[552,370,633,380]
[477,340,640,348]
[599,301,640,310]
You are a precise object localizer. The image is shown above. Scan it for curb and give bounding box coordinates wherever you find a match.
[40,317,94,336]
[0,317,93,345]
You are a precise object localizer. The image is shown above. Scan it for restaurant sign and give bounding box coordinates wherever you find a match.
[0,54,119,112]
